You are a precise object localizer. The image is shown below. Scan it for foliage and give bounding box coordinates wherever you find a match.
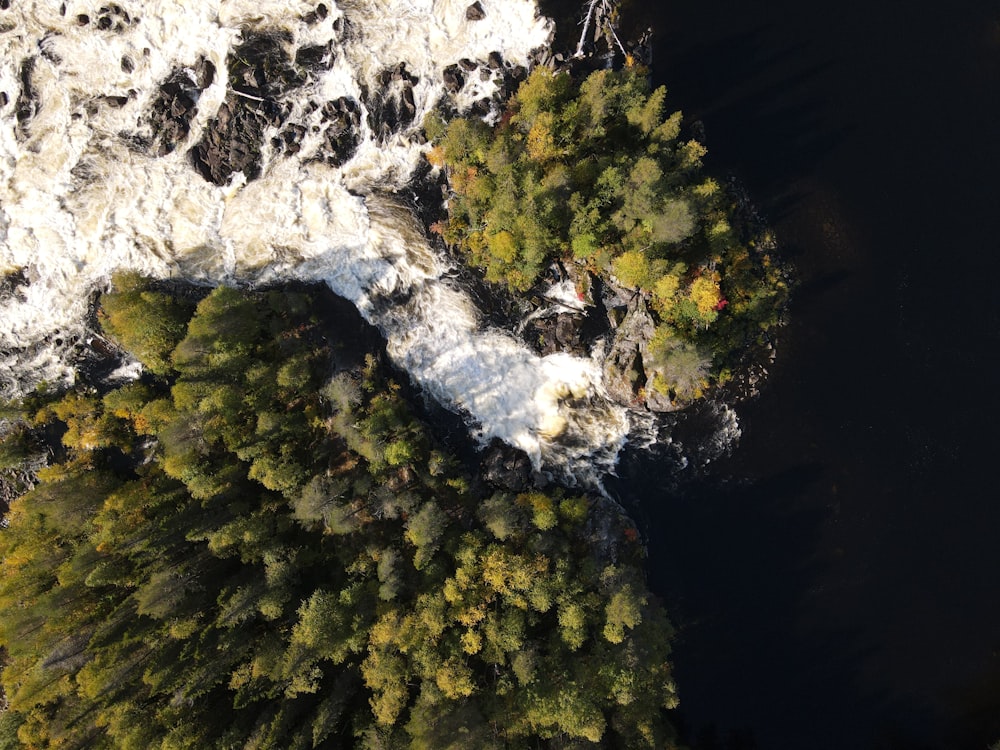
[0,281,680,748]
[430,66,788,402]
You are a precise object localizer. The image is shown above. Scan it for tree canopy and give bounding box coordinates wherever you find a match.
[427,66,787,404]
[0,278,680,749]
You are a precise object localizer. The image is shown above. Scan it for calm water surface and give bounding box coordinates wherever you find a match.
[610,1,1000,748]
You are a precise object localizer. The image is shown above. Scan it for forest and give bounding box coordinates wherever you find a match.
[0,277,680,749]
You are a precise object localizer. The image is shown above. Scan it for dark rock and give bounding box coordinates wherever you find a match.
[196,60,215,88]
[120,55,133,73]
[511,64,527,80]
[459,57,478,71]
[481,439,532,491]
[295,42,334,74]
[145,57,214,156]
[555,313,578,346]
[190,33,313,184]
[314,96,360,166]
[302,2,328,24]
[487,50,504,69]
[465,1,485,21]
[0,267,29,304]
[471,97,491,115]
[14,57,38,141]
[93,3,134,33]
[479,67,491,81]
[526,311,585,356]
[39,35,63,65]
[366,64,419,142]
[442,64,464,93]
[400,85,415,116]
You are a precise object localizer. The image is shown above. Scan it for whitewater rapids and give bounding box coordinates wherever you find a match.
[0,0,633,482]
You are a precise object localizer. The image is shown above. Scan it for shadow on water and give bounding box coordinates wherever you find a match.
[651,30,852,218]
[607,459,833,750]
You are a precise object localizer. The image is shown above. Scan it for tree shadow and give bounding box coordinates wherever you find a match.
[650,25,853,213]
[607,458,844,749]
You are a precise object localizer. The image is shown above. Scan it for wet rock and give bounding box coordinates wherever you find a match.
[40,35,63,65]
[602,296,654,406]
[95,3,135,33]
[487,50,504,69]
[527,312,585,356]
[76,13,89,25]
[301,2,328,24]
[295,41,334,75]
[146,57,213,156]
[459,57,478,72]
[228,32,304,98]
[190,33,311,185]
[366,63,419,143]
[465,1,485,21]
[481,439,532,491]
[120,55,133,73]
[442,63,464,93]
[314,96,361,166]
[0,268,29,304]
[14,57,38,141]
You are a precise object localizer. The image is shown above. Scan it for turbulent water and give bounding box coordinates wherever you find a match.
[0,0,643,482]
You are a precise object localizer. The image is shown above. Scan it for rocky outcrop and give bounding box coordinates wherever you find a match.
[364,63,419,143]
[301,3,329,25]
[313,97,362,166]
[189,32,331,185]
[527,312,584,356]
[602,294,653,406]
[147,57,215,156]
[480,439,533,491]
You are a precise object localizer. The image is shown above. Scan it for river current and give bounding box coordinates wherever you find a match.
[0,0,644,483]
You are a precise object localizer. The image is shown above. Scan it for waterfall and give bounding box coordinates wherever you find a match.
[0,0,635,483]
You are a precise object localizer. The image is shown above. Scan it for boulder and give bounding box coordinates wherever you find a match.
[465,2,486,21]
[481,439,532,491]
[442,64,465,93]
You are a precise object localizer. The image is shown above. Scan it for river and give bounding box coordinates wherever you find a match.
[4,1,1000,745]
[612,1,1000,747]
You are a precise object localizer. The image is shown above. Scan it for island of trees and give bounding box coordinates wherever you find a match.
[0,277,680,748]
[426,65,786,408]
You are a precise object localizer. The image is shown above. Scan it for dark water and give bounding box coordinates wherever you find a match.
[608,1,1000,748]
